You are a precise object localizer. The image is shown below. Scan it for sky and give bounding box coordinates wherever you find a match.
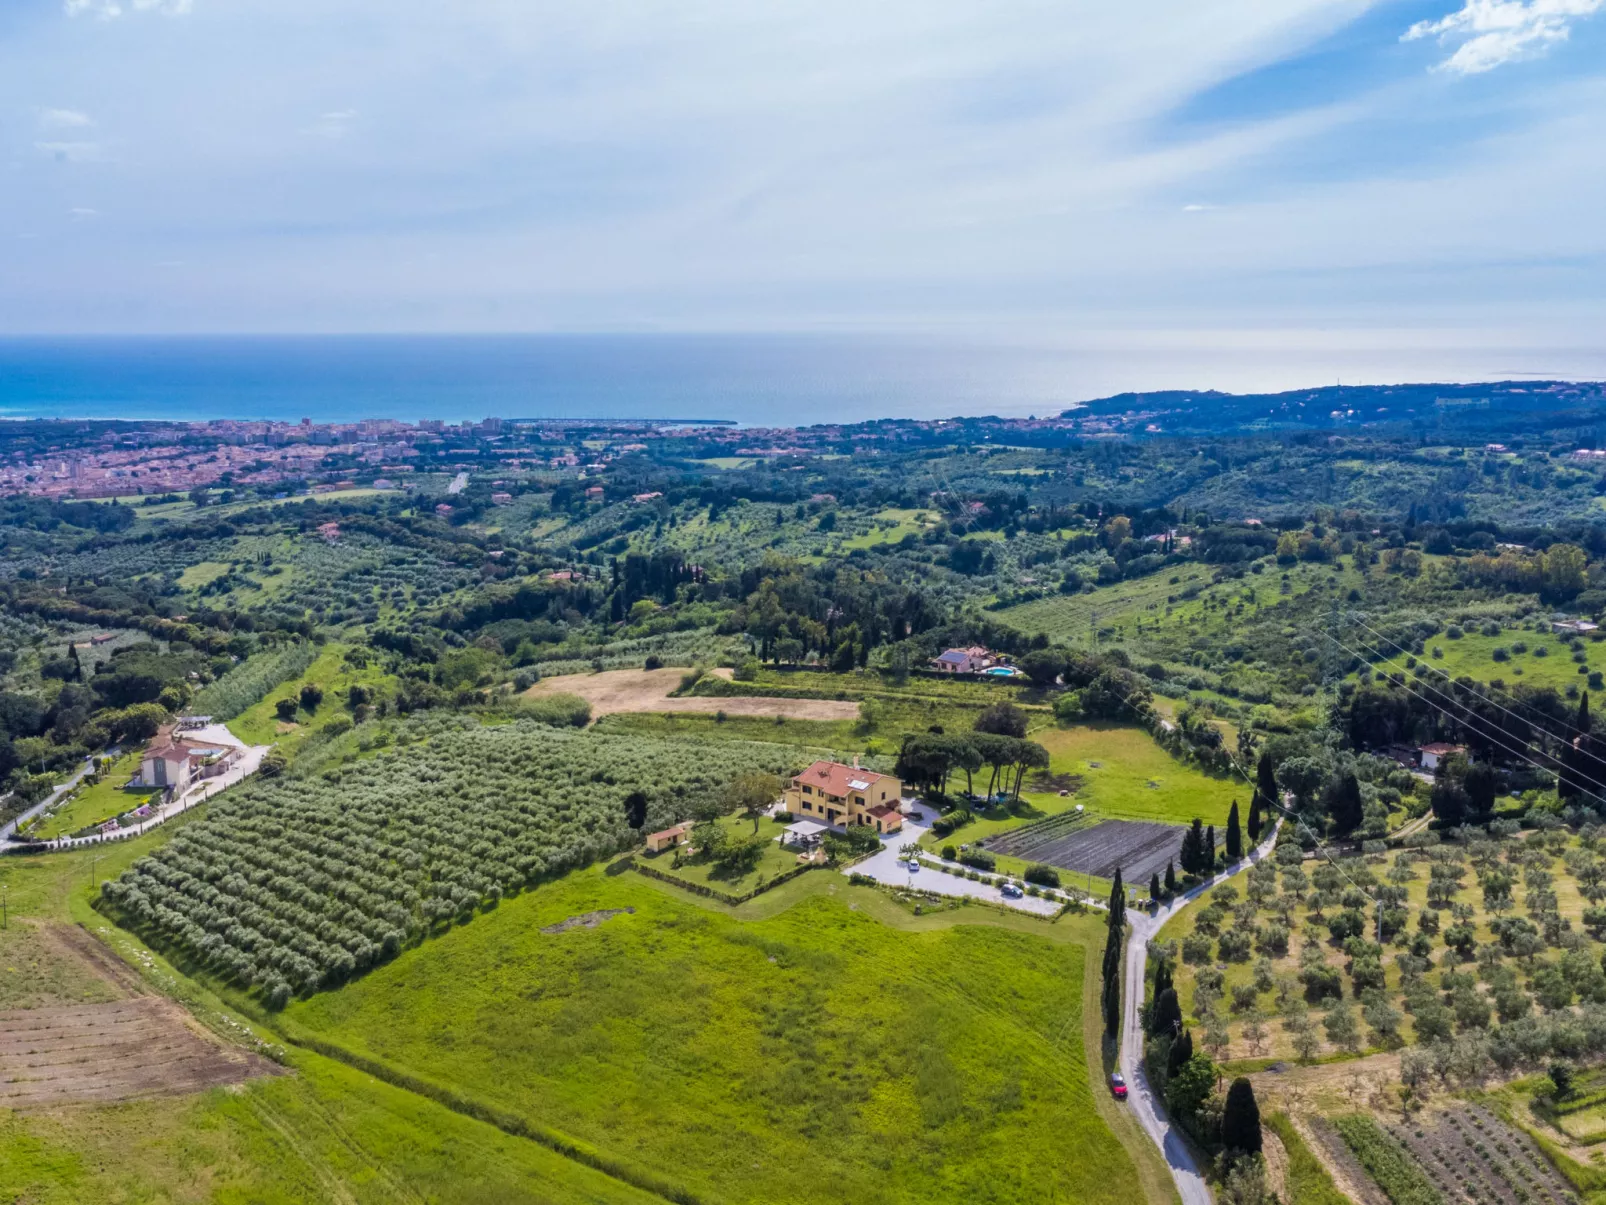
[1,0,1603,351]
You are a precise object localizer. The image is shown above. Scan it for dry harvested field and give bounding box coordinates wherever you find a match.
[0,922,280,1109]
[989,818,1185,884]
[528,667,862,720]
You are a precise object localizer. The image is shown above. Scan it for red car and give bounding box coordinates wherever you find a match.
[1109,1072,1128,1100]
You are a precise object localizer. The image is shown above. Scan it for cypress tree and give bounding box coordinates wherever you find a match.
[1164,860,1176,894]
[1153,954,1173,1000]
[1221,1077,1263,1157]
[1150,871,1162,901]
[1167,1027,1193,1076]
[1225,800,1242,861]
[1150,987,1182,1039]
[1180,819,1204,874]
[1328,771,1364,835]
[1204,825,1216,873]
[1101,869,1125,1037]
[1250,752,1276,842]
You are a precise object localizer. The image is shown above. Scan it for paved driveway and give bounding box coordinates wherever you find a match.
[848,822,1063,917]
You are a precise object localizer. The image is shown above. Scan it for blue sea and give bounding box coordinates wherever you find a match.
[0,334,1599,428]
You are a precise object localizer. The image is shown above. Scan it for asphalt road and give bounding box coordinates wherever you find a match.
[1119,820,1283,1205]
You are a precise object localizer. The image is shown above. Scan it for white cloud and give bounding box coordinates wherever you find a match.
[39,108,93,129]
[305,109,357,140]
[68,207,99,218]
[1404,0,1605,74]
[1182,203,1210,211]
[64,0,193,18]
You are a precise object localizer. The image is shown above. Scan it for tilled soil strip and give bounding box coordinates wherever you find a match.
[0,997,281,1108]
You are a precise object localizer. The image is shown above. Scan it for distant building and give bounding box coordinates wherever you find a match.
[491,492,513,505]
[1419,743,1466,772]
[140,729,241,791]
[931,646,999,674]
[316,521,340,542]
[435,503,454,516]
[1552,618,1600,636]
[644,822,692,854]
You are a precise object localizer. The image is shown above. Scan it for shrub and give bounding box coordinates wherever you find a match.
[959,850,996,872]
[941,844,958,862]
[274,697,299,721]
[644,654,663,670]
[1023,863,1061,888]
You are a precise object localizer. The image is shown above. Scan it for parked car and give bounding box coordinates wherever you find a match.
[1000,882,1023,899]
[1109,1072,1127,1100]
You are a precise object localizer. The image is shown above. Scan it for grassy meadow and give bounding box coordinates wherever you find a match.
[27,750,156,840]
[1023,723,1241,827]
[0,823,667,1205]
[287,867,1143,1205]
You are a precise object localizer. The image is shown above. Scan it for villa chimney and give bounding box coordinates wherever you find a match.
[852,755,859,769]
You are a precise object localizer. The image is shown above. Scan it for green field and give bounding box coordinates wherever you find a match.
[0,825,666,1205]
[29,751,157,840]
[177,559,235,589]
[1024,723,1240,826]
[1380,628,1606,691]
[287,867,1141,1205]
[694,457,757,470]
[995,559,1353,650]
[842,507,937,550]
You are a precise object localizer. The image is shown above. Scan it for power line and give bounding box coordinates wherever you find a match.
[1347,613,1591,749]
[1335,622,1602,789]
[1324,628,1606,803]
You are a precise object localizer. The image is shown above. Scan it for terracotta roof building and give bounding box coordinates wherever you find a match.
[784,760,903,833]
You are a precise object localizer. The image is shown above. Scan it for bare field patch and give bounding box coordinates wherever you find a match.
[528,667,861,721]
[0,997,280,1109]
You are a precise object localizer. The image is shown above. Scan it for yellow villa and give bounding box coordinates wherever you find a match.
[784,760,904,834]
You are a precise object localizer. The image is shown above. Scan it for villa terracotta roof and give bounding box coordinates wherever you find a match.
[647,821,692,842]
[794,760,885,798]
[866,803,900,818]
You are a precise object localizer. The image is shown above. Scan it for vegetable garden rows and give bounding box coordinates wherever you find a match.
[102,717,796,1005]
[987,816,1184,885]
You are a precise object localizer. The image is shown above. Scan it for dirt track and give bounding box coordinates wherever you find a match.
[528,667,862,721]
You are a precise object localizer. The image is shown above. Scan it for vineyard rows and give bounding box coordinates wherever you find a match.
[979,808,1089,860]
[103,717,797,1004]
